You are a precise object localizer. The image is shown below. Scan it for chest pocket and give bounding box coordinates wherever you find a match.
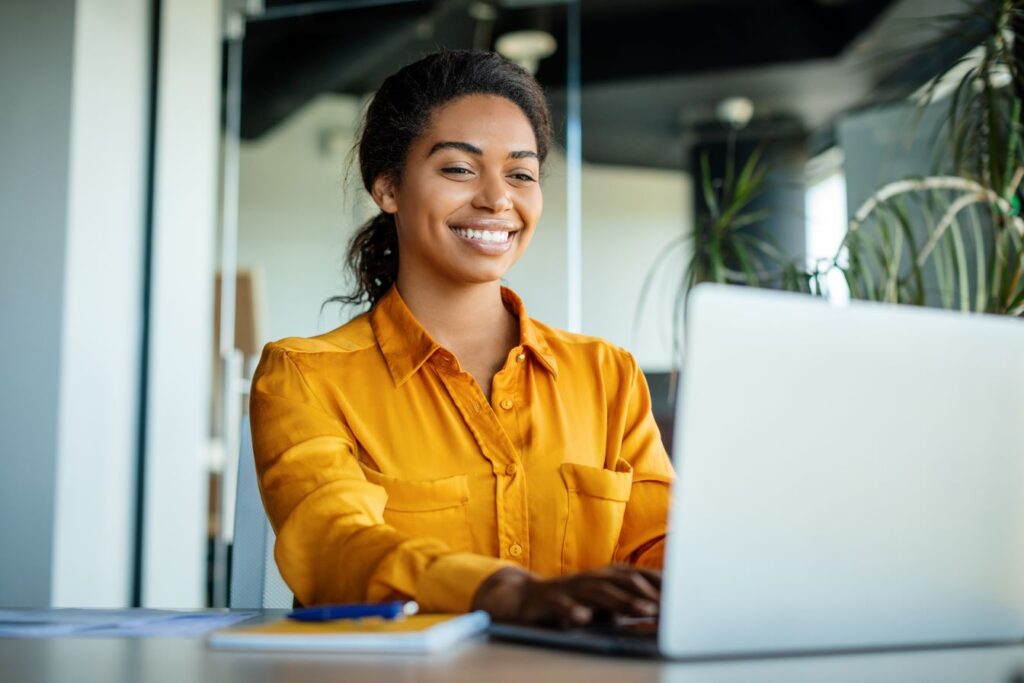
[560,459,633,574]
[359,464,473,553]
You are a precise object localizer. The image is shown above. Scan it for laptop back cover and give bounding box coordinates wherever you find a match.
[660,285,1024,658]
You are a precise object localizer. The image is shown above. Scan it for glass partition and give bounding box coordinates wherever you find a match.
[210,0,578,606]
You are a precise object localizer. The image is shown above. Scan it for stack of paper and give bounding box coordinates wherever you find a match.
[0,609,256,638]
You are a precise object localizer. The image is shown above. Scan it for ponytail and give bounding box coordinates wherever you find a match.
[328,211,399,309]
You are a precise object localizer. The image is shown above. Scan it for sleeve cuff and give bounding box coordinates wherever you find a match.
[414,553,518,613]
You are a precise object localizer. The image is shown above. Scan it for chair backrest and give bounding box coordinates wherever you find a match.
[230,415,293,608]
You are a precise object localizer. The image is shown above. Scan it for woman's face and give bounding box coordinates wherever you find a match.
[373,94,543,287]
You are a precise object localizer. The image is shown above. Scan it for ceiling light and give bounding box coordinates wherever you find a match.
[495,30,557,74]
[716,97,755,129]
[469,2,497,21]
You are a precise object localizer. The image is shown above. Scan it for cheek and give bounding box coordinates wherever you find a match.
[521,187,543,227]
[396,180,461,235]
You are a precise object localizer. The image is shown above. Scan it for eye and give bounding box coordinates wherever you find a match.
[442,167,473,176]
[510,173,536,183]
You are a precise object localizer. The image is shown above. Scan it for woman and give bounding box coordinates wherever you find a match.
[249,50,675,626]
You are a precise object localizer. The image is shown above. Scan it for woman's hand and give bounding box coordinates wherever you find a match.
[471,564,661,627]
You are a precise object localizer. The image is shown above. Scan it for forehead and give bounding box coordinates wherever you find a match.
[421,94,537,153]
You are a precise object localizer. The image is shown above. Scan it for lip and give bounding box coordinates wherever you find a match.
[448,221,520,255]
[447,218,521,232]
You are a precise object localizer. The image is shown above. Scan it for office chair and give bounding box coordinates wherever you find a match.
[229,415,293,608]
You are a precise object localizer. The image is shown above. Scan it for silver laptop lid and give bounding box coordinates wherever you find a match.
[659,284,1024,658]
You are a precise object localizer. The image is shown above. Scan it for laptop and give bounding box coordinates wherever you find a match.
[490,283,1024,658]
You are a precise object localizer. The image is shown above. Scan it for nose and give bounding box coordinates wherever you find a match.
[472,172,512,212]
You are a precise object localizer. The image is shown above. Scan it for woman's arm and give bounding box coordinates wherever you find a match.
[612,351,676,568]
[250,343,514,611]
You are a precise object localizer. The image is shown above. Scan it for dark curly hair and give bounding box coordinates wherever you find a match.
[329,49,554,310]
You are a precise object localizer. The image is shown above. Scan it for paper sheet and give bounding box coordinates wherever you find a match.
[0,609,257,638]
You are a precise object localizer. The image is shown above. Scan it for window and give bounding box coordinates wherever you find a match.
[805,149,850,305]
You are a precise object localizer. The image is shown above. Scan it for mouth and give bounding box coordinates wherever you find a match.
[447,219,521,253]
[449,226,517,244]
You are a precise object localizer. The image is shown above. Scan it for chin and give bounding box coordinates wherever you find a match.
[444,255,518,285]
[464,271,509,285]
[449,265,510,285]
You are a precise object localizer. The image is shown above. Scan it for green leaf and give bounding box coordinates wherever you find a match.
[1002,99,1021,199]
[920,194,953,308]
[966,204,989,312]
[892,196,926,305]
[700,152,720,221]
[723,135,737,200]
[708,236,725,283]
[949,212,971,312]
[735,147,764,196]
[732,238,761,286]
[991,226,1007,305]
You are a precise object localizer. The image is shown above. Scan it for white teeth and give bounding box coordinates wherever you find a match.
[451,227,511,243]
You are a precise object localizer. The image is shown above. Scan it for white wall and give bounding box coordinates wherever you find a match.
[0,0,150,609]
[237,95,366,342]
[581,165,691,371]
[0,0,77,608]
[51,0,150,608]
[142,0,221,608]
[238,93,690,370]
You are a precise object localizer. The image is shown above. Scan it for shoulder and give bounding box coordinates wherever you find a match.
[253,312,381,387]
[532,318,634,361]
[251,312,386,404]
[260,311,377,359]
[530,318,639,380]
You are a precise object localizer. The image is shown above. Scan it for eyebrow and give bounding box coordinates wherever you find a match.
[427,140,538,161]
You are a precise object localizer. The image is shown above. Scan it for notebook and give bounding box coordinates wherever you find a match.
[207,611,490,654]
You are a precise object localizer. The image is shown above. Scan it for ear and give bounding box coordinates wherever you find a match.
[371,174,398,214]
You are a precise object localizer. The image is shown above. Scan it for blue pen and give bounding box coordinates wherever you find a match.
[287,600,419,622]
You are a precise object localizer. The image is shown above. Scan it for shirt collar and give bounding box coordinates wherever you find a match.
[369,283,558,387]
[500,286,558,378]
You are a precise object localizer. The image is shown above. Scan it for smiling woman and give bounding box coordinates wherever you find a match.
[248,50,675,627]
[374,94,543,306]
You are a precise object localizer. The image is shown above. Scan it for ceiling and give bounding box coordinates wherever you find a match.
[237,0,975,168]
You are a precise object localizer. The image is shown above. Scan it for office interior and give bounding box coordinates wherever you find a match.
[0,0,1014,613]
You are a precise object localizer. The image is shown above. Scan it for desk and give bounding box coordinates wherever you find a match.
[3,611,1024,683]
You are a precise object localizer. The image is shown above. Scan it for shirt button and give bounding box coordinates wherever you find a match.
[515,353,526,363]
[505,463,517,476]
[500,399,514,410]
[509,543,523,558]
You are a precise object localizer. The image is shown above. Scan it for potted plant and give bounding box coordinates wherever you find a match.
[643,0,1024,372]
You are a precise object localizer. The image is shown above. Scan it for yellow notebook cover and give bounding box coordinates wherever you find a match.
[207,612,490,653]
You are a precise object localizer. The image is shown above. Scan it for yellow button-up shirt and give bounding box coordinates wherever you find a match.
[249,284,675,612]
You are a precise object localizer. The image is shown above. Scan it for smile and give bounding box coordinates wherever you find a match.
[449,227,514,243]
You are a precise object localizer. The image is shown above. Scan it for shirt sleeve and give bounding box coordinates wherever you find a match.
[249,344,514,612]
[612,351,676,568]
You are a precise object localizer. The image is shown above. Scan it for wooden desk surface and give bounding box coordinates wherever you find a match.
[2,612,1024,683]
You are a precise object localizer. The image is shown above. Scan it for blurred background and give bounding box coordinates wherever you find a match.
[3,0,1016,610]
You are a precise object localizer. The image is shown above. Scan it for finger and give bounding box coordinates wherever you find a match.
[607,564,662,592]
[522,589,593,627]
[550,592,593,627]
[602,564,662,596]
[574,579,658,617]
[606,569,660,603]
[633,567,663,590]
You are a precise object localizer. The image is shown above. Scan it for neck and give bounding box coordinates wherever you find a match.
[395,271,515,351]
